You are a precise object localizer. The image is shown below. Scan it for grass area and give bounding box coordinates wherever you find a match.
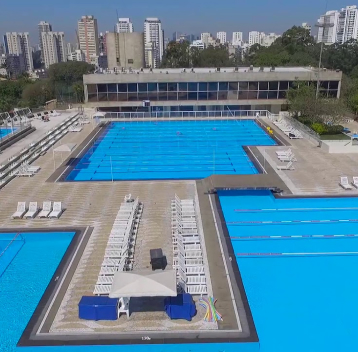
[320,134,351,140]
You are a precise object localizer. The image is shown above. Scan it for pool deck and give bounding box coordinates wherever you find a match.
[2,115,358,347]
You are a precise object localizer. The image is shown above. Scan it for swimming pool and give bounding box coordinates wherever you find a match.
[66,120,276,181]
[0,231,75,352]
[218,190,358,352]
[0,128,14,139]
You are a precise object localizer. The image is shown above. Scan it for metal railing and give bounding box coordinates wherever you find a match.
[0,109,32,144]
[101,110,271,120]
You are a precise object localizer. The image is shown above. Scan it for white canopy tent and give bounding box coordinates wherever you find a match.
[52,143,77,170]
[109,270,177,298]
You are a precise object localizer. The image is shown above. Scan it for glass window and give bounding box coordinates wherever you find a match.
[247,91,258,99]
[168,83,177,91]
[88,94,98,102]
[239,81,249,90]
[148,83,157,92]
[168,91,178,100]
[128,84,137,92]
[178,83,188,91]
[258,91,268,99]
[278,91,287,99]
[208,91,218,100]
[98,93,108,101]
[148,92,158,101]
[248,82,258,90]
[159,83,168,91]
[199,82,208,91]
[188,82,197,91]
[158,92,168,100]
[279,81,289,90]
[188,92,198,100]
[208,82,218,91]
[97,84,107,93]
[217,91,228,100]
[228,91,238,100]
[320,81,329,89]
[138,83,147,92]
[229,82,238,90]
[118,84,127,92]
[329,81,339,90]
[238,91,248,100]
[87,84,97,94]
[259,82,269,90]
[219,82,228,91]
[107,84,117,93]
[268,91,278,99]
[138,93,149,101]
[178,92,188,100]
[198,92,208,100]
[108,93,118,101]
[118,93,128,101]
[128,93,138,101]
[328,90,338,98]
[269,81,279,90]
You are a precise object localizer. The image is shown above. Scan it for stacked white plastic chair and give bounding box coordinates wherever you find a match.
[93,195,143,295]
[273,117,303,139]
[172,194,207,295]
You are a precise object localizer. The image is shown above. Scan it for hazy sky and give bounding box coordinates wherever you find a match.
[0,0,352,45]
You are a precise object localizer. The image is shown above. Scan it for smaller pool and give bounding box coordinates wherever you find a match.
[0,128,15,139]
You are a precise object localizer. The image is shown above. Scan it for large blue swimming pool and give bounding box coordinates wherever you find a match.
[219,190,358,352]
[66,120,276,181]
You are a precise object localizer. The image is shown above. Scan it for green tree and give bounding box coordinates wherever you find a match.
[22,79,54,108]
[161,41,190,68]
[48,61,95,86]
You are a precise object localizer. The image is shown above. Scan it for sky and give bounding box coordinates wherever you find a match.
[0,0,353,45]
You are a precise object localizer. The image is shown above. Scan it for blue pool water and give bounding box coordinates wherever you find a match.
[0,232,75,352]
[0,128,14,139]
[66,120,276,181]
[219,190,358,352]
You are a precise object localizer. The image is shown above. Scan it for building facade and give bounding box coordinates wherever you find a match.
[232,32,243,46]
[42,32,67,68]
[99,32,109,55]
[106,32,145,70]
[78,15,99,63]
[4,32,33,72]
[260,33,280,47]
[144,18,164,68]
[68,49,85,62]
[38,21,52,61]
[83,67,342,114]
[190,40,205,50]
[301,22,312,34]
[248,31,263,46]
[116,18,134,33]
[216,32,227,44]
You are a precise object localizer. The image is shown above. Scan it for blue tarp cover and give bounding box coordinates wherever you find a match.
[164,293,197,321]
[78,296,119,321]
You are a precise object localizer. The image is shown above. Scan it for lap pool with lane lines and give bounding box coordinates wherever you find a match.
[66,120,276,181]
[219,190,358,352]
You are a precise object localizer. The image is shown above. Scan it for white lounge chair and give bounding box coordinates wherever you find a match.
[352,177,358,188]
[48,202,64,218]
[340,177,353,190]
[278,154,297,162]
[12,202,27,219]
[24,202,39,219]
[68,125,83,132]
[276,148,292,156]
[93,285,111,295]
[117,297,130,319]
[277,161,295,171]
[38,201,53,218]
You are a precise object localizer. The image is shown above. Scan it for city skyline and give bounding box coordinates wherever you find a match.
[0,0,351,44]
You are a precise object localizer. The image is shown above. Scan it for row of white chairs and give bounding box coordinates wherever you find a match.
[11,201,64,219]
[172,194,207,295]
[273,118,303,139]
[93,195,143,296]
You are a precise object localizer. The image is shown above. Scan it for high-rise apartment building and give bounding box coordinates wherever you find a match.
[317,6,358,45]
[216,31,227,44]
[261,33,280,47]
[248,31,263,46]
[116,18,134,33]
[301,23,312,34]
[78,15,99,63]
[38,21,52,61]
[201,32,211,47]
[232,32,243,46]
[4,32,33,72]
[144,18,164,68]
[41,32,67,68]
[99,32,109,55]
[68,49,85,62]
